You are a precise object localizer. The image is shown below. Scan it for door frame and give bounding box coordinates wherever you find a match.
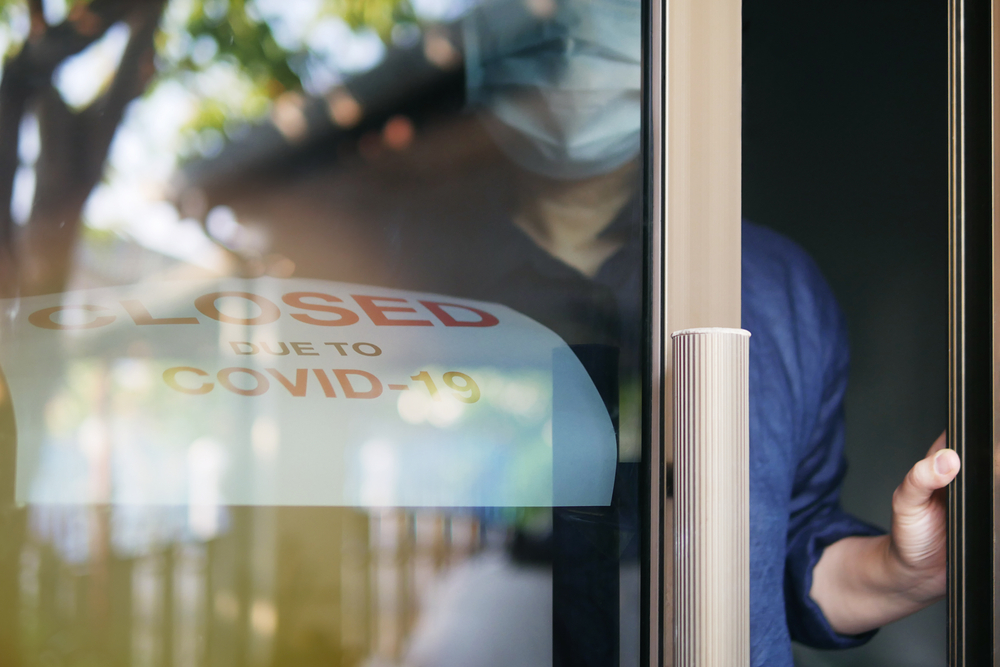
[947,0,995,663]
[649,0,744,664]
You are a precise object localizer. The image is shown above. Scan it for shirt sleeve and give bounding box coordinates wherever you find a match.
[782,263,885,649]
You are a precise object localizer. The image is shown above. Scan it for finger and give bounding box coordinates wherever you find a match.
[893,447,961,511]
[925,430,947,458]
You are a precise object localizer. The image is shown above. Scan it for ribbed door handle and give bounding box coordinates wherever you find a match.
[672,327,750,667]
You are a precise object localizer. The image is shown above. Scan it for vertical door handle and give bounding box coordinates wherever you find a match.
[672,327,750,666]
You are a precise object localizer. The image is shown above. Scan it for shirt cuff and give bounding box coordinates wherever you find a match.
[785,511,885,649]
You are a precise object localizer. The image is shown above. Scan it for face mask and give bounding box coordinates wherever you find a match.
[465,0,642,181]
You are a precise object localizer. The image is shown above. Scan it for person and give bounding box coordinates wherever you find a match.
[391,0,960,664]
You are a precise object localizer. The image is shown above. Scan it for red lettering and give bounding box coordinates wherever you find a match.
[163,367,213,395]
[333,369,383,398]
[313,369,337,397]
[282,292,360,326]
[29,305,115,330]
[266,368,308,397]
[352,295,433,327]
[419,301,499,327]
[195,292,280,325]
[352,342,382,356]
[291,342,318,356]
[217,367,270,396]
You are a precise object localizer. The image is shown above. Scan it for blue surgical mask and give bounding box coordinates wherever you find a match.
[465,0,642,180]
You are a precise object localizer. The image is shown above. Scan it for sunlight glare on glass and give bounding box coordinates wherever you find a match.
[307,18,386,76]
[206,206,240,244]
[397,386,466,427]
[0,3,29,53]
[11,166,34,226]
[248,0,389,91]
[42,0,68,24]
[53,22,131,109]
[412,0,482,21]
[398,389,432,424]
[18,112,39,165]
[189,34,219,67]
[427,399,465,427]
[252,0,322,50]
[251,600,278,637]
[159,0,195,62]
[188,437,227,539]
[112,358,155,394]
[121,204,229,271]
[80,78,233,271]
[252,416,281,463]
[360,439,398,506]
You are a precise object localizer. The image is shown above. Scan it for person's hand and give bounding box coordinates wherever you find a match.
[810,432,960,635]
[885,432,959,603]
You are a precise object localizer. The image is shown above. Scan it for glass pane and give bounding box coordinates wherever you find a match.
[0,1,646,666]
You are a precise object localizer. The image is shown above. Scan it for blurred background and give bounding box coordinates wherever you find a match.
[743,2,949,666]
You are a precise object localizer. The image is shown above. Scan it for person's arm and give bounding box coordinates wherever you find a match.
[810,432,960,635]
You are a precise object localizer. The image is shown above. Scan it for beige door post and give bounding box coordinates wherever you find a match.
[650,0,746,664]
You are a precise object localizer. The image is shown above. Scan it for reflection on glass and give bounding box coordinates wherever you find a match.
[7,280,616,507]
[0,0,645,665]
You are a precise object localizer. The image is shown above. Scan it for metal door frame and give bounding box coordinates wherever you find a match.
[947,0,996,663]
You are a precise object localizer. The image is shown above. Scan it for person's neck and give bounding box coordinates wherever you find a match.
[512,161,637,278]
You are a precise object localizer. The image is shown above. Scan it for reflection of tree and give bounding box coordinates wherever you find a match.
[0,0,166,296]
[0,0,409,296]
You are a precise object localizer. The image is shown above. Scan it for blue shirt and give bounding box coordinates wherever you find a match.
[594,217,885,664]
[742,221,883,665]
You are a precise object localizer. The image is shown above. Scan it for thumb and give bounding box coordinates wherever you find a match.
[893,441,960,513]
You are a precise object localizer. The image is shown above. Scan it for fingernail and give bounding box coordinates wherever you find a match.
[935,450,955,475]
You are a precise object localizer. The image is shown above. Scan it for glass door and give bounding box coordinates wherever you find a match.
[0,0,661,665]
